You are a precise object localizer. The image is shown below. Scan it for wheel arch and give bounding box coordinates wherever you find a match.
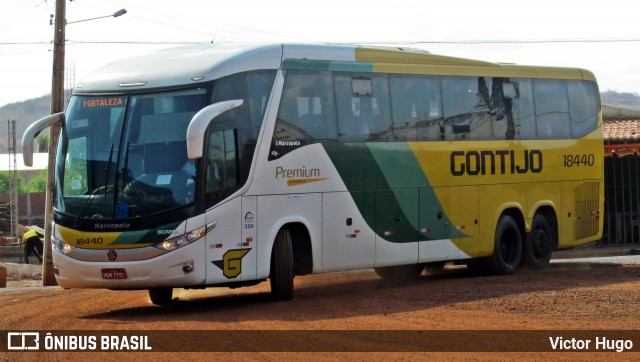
[267,220,314,277]
[496,205,526,241]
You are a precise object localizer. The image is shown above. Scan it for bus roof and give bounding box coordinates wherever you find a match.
[75,43,597,93]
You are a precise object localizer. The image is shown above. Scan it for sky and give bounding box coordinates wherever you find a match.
[1,0,639,108]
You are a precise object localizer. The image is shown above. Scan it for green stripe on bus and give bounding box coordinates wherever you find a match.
[109,221,182,246]
[368,143,423,236]
[281,59,374,73]
[367,143,461,240]
[323,142,461,242]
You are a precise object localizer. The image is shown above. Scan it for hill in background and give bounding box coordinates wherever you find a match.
[603,105,640,120]
[0,95,51,152]
[1,90,640,152]
[602,90,640,111]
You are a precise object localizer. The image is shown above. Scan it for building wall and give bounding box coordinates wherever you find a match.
[0,192,46,232]
[602,155,640,246]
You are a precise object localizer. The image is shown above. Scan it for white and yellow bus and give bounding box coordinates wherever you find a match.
[23,43,603,305]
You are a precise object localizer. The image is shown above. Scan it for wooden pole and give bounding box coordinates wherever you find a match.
[42,0,66,286]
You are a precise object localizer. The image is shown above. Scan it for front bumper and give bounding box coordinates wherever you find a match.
[52,238,206,289]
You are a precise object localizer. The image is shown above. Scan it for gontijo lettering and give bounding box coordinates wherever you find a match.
[450,149,543,176]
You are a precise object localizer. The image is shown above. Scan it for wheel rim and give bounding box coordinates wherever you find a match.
[531,228,549,258]
[500,227,519,264]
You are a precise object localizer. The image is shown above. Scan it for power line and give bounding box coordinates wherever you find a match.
[71,0,311,42]
[355,38,640,45]
[66,40,204,45]
[0,41,50,45]
[4,37,640,47]
[0,0,46,33]
[0,43,49,56]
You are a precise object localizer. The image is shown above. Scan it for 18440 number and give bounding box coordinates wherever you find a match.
[563,154,595,167]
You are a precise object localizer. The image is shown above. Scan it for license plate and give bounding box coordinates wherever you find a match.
[102,268,127,280]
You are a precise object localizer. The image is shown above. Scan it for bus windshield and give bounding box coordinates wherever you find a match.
[55,89,208,223]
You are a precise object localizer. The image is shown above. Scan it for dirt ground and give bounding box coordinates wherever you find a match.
[1,257,640,361]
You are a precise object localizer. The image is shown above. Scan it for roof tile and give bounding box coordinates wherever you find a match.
[603,119,640,142]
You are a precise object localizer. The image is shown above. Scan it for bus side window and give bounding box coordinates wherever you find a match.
[441,76,493,140]
[568,80,599,138]
[389,75,442,141]
[214,70,277,143]
[205,129,238,194]
[509,79,536,140]
[275,70,337,143]
[335,73,391,142]
[533,79,571,139]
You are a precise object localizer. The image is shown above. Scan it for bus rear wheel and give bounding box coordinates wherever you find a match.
[523,213,554,270]
[148,287,173,306]
[270,229,294,301]
[485,214,522,275]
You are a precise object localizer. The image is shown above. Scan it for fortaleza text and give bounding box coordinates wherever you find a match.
[82,98,123,108]
[549,336,633,352]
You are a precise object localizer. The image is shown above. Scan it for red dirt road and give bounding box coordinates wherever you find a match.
[1,257,640,360]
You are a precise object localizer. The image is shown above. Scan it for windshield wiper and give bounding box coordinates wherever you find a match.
[73,143,114,228]
[119,142,150,226]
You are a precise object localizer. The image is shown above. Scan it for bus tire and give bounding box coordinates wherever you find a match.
[523,213,554,270]
[374,264,424,279]
[270,229,294,301]
[148,287,173,305]
[485,215,522,275]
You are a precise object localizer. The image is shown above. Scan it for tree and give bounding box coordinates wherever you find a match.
[0,171,27,193]
[36,135,49,152]
[27,170,48,192]
[0,172,11,193]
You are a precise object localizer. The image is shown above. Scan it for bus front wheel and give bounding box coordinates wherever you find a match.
[148,287,173,306]
[270,229,294,301]
[485,215,522,275]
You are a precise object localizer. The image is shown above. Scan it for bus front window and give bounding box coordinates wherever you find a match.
[56,89,207,223]
[56,96,126,220]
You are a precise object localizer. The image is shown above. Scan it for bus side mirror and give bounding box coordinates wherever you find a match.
[186,99,244,160]
[22,112,65,167]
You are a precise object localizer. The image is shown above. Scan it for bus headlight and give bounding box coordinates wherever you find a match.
[155,226,206,251]
[53,237,76,254]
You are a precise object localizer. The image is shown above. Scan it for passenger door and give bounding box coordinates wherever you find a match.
[203,125,253,283]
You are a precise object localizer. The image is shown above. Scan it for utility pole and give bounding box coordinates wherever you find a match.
[7,120,18,248]
[42,0,66,286]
